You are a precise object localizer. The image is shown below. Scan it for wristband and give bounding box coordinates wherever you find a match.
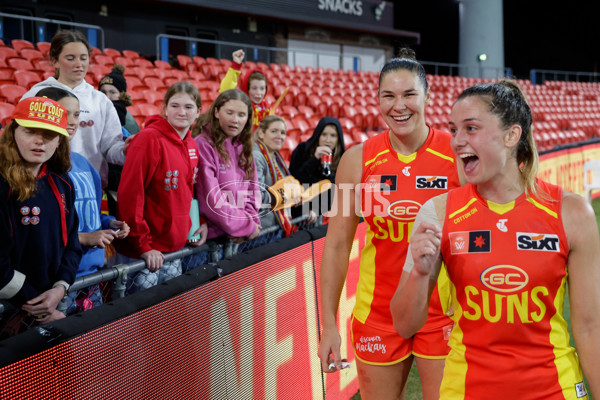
[53,281,70,299]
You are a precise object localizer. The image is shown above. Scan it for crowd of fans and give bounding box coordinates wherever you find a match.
[0,30,342,337]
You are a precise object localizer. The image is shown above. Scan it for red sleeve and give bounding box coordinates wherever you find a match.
[117,133,159,256]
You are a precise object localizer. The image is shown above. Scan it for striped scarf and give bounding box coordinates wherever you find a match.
[256,139,295,237]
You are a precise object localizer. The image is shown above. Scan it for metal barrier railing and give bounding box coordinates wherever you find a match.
[0,12,105,49]
[530,69,600,84]
[0,214,313,325]
[156,33,365,71]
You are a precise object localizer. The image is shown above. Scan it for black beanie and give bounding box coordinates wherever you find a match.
[99,64,127,93]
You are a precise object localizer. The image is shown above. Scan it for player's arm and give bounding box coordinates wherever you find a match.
[318,144,362,372]
[563,191,600,398]
[391,196,445,338]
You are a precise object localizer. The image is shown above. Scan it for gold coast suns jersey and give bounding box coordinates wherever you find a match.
[356,128,460,330]
[440,181,587,400]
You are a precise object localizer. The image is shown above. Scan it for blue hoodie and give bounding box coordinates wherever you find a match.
[69,152,115,277]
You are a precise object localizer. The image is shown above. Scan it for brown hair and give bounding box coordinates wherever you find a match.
[192,89,255,180]
[456,79,540,197]
[379,48,428,95]
[163,81,202,109]
[0,121,71,201]
[248,71,267,92]
[49,30,91,80]
[257,115,286,135]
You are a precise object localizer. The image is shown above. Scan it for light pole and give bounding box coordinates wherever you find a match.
[477,53,487,78]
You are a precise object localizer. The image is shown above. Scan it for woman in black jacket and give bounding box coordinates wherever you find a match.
[289,117,345,215]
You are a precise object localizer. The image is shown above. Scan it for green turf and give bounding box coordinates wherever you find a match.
[351,197,600,400]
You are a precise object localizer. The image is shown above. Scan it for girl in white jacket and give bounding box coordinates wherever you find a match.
[22,30,125,188]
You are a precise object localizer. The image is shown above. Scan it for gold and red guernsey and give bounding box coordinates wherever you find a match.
[355,128,460,331]
[440,181,587,400]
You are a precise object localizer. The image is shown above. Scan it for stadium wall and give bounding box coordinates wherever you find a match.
[539,138,600,197]
[0,225,365,399]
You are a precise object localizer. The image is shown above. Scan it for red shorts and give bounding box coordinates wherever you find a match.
[351,316,452,365]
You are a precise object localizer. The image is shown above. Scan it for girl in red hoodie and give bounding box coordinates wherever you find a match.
[116,82,207,292]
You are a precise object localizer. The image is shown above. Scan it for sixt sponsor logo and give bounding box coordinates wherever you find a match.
[481,265,529,293]
[517,233,560,252]
[386,200,420,222]
[416,176,448,189]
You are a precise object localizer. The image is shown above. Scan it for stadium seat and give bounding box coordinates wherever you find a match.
[192,56,206,66]
[103,48,121,58]
[122,49,140,60]
[7,58,34,71]
[93,54,114,66]
[163,77,179,87]
[0,68,15,85]
[154,60,172,70]
[36,41,51,56]
[136,58,154,68]
[0,47,19,60]
[132,67,158,80]
[19,48,44,62]
[11,39,34,53]
[114,56,135,68]
[0,84,27,104]
[88,64,112,84]
[144,77,167,91]
[143,89,165,106]
[0,102,15,126]
[177,55,193,71]
[297,105,314,119]
[135,103,161,117]
[31,59,53,72]
[14,70,42,89]
[129,90,147,106]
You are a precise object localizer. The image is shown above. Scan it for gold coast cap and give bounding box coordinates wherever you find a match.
[12,96,69,137]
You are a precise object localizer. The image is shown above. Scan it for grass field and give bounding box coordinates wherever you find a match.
[351,196,600,400]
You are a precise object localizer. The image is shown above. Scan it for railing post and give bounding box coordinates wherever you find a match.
[112,265,129,300]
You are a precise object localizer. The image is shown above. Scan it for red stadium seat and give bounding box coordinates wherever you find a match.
[36,41,51,56]
[103,48,121,58]
[135,103,161,117]
[144,77,167,91]
[114,56,135,68]
[0,84,27,104]
[297,105,314,119]
[14,70,42,89]
[192,56,206,66]
[132,67,158,80]
[88,64,112,84]
[31,59,53,72]
[136,58,154,68]
[0,102,15,126]
[19,48,44,62]
[0,68,15,85]
[7,58,35,71]
[177,55,193,70]
[188,70,207,81]
[11,39,34,53]
[154,60,172,70]
[129,90,147,106]
[93,54,114,66]
[143,89,165,106]
[122,49,140,60]
[280,105,298,119]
